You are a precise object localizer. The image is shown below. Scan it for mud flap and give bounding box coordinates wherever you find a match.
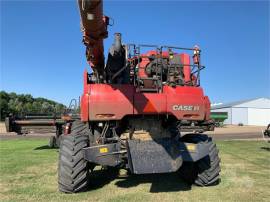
[127,138,183,174]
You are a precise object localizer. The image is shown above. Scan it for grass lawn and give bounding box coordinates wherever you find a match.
[0,138,269,202]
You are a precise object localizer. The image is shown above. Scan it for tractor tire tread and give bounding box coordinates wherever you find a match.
[58,121,90,193]
[179,134,221,187]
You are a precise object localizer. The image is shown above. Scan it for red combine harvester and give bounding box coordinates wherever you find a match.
[58,0,220,193]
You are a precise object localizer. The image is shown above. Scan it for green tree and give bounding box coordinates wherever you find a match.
[0,91,67,120]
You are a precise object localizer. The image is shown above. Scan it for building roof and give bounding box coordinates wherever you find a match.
[211,97,270,109]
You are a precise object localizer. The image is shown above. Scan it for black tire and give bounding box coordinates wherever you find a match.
[58,121,90,193]
[55,135,61,148]
[179,134,221,186]
[264,130,270,138]
[48,136,56,148]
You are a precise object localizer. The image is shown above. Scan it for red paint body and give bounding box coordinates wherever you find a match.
[81,75,211,122]
[81,49,210,122]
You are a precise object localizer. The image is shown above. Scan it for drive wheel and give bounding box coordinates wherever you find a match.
[48,136,56,148]
[58,120,90,193]
[179,134,221,186]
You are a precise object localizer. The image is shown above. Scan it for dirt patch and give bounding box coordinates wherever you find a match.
[207,125,265,140]
[208,125,265,135]
[208,132,263,140]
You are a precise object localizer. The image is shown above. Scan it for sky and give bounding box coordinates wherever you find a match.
[1,0,269,105]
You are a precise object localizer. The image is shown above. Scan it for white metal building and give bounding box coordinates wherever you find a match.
[211,98,270,126]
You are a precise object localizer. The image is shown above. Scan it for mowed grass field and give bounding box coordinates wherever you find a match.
[0,138,269,202]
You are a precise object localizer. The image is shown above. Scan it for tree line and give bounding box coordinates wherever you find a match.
[0,91,66,120]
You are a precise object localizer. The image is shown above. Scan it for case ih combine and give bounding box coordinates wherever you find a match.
[58,0,221,193]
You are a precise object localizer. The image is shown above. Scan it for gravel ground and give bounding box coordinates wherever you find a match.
[207,125,265,140]
[0,125,267,141]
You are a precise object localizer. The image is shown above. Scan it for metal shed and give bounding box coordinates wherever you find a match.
[211,98,270,126]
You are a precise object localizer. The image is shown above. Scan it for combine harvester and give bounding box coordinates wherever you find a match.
[58,0,221,193]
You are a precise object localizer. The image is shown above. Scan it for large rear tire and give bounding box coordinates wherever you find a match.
[48,136,56,148]
[58,121,90,193]
[179,134,221,186]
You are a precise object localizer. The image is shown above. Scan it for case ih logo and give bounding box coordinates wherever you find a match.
[172,105,200,111]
